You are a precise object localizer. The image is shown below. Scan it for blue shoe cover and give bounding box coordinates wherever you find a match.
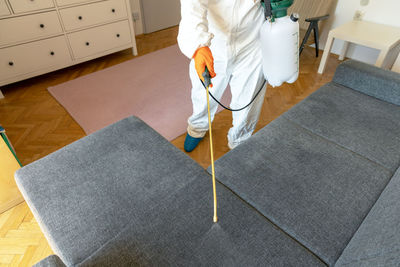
[184,133,203,152]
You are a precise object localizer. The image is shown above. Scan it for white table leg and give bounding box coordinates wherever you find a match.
[392,51,400,73]
[339,41,350,60]
[375,49,389,68]
[0,89,4,99]
[318,34,335,74]
[132,46,138,56]
[381,44,400,70]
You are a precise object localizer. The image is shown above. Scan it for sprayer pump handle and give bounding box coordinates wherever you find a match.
[263,0,272,20]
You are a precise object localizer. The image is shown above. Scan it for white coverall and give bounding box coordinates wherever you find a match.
[178,0,267,149]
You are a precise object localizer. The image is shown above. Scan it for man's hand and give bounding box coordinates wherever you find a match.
[193,46,216,87]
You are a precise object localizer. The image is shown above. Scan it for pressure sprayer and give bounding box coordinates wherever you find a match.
[261,0,299,87]
[202,0,299,223]
[203,0,299,112]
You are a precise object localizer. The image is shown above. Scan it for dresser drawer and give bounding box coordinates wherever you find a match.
[8,0,54,13]
[56,0,93,7]
[0,0,10,17]
[60,0,127,31]
[0,36,71,80]
[0,11,62,46]
[68,20,131,59]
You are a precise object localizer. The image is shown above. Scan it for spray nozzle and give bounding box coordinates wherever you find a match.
[290,13,299,22]
[202,67,212,88]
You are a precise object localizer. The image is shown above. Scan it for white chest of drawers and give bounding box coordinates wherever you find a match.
[0,0,137,98]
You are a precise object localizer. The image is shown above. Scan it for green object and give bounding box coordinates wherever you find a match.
[271,0,294,18]
[0,126,22,167]
[262,0,294,21]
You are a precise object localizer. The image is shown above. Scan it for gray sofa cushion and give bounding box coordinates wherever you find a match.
[283,82,400,172]
[78,179,325,266]
[335,167,400,267]
[34,255,66,267]
[16,116,324,266]
[15,116,210,265]
[333,60,400,106]
[210,117,392,266]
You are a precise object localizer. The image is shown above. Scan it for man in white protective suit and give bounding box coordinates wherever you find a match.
[178,0,267,152]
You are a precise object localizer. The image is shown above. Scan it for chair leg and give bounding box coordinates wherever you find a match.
[313,22,320,57]
[300,23,313,55]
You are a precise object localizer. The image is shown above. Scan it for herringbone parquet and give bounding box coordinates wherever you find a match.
[0,25,340,266]
[0,202,52,266]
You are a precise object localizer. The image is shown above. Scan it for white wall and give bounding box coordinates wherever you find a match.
[320,0,400,69]
[129,0,144,35]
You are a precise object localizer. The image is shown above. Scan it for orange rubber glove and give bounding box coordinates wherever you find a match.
[193,46,216,87]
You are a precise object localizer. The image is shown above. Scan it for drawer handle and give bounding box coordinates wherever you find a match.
[50,51,55,56]
[86,42,90,46]
[78,16,83,20]
[40,24,45,28]
[9,61,14,66]
[116,34,120,38]
[112,8,115,13]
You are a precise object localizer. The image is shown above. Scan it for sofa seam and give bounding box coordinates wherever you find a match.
[74,171,212,266]
[74,221,134,266]
[334,166,400,265]
[336,247,400,266]
[282,117,393,176]
[213,178,328,266]
[282,117,399,265]
[331,81,400,108]
[203,168,328,265]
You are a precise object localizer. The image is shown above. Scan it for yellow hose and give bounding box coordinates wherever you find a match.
[206,84,218,223]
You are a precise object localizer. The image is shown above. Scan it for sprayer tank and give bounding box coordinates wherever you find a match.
[260,15,299,87]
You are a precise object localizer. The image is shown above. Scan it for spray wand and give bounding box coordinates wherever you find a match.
[200,67,266,223]
[202,67,218,223]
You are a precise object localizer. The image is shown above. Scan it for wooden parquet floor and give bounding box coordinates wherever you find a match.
[0,25,340,266]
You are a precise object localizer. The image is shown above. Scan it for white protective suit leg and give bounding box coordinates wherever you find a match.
[187,41,266,147]
[187,53,231,138]
[228,46,266,149]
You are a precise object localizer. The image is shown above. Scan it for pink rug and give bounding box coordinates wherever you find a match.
[48,45,231,141]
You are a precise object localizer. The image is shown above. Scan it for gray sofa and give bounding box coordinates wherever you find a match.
[15,60,400,266]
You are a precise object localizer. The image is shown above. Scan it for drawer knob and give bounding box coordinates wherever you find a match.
[116,34,120,38]
[40,24,45,28]
[9,61,14,66]
[78,16,83,20]
[50,51,55,56]
[86,42,90,46]
[112,8,115,13]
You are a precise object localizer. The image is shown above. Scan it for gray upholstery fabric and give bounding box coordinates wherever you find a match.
[283,82,400,172]
[33,255,66,267]
[210,117,392,266]
[15,116,210,266]
[335,167,400,267]
[333,60,400,106]
[79,179,325,267]
[16,116,324,267]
